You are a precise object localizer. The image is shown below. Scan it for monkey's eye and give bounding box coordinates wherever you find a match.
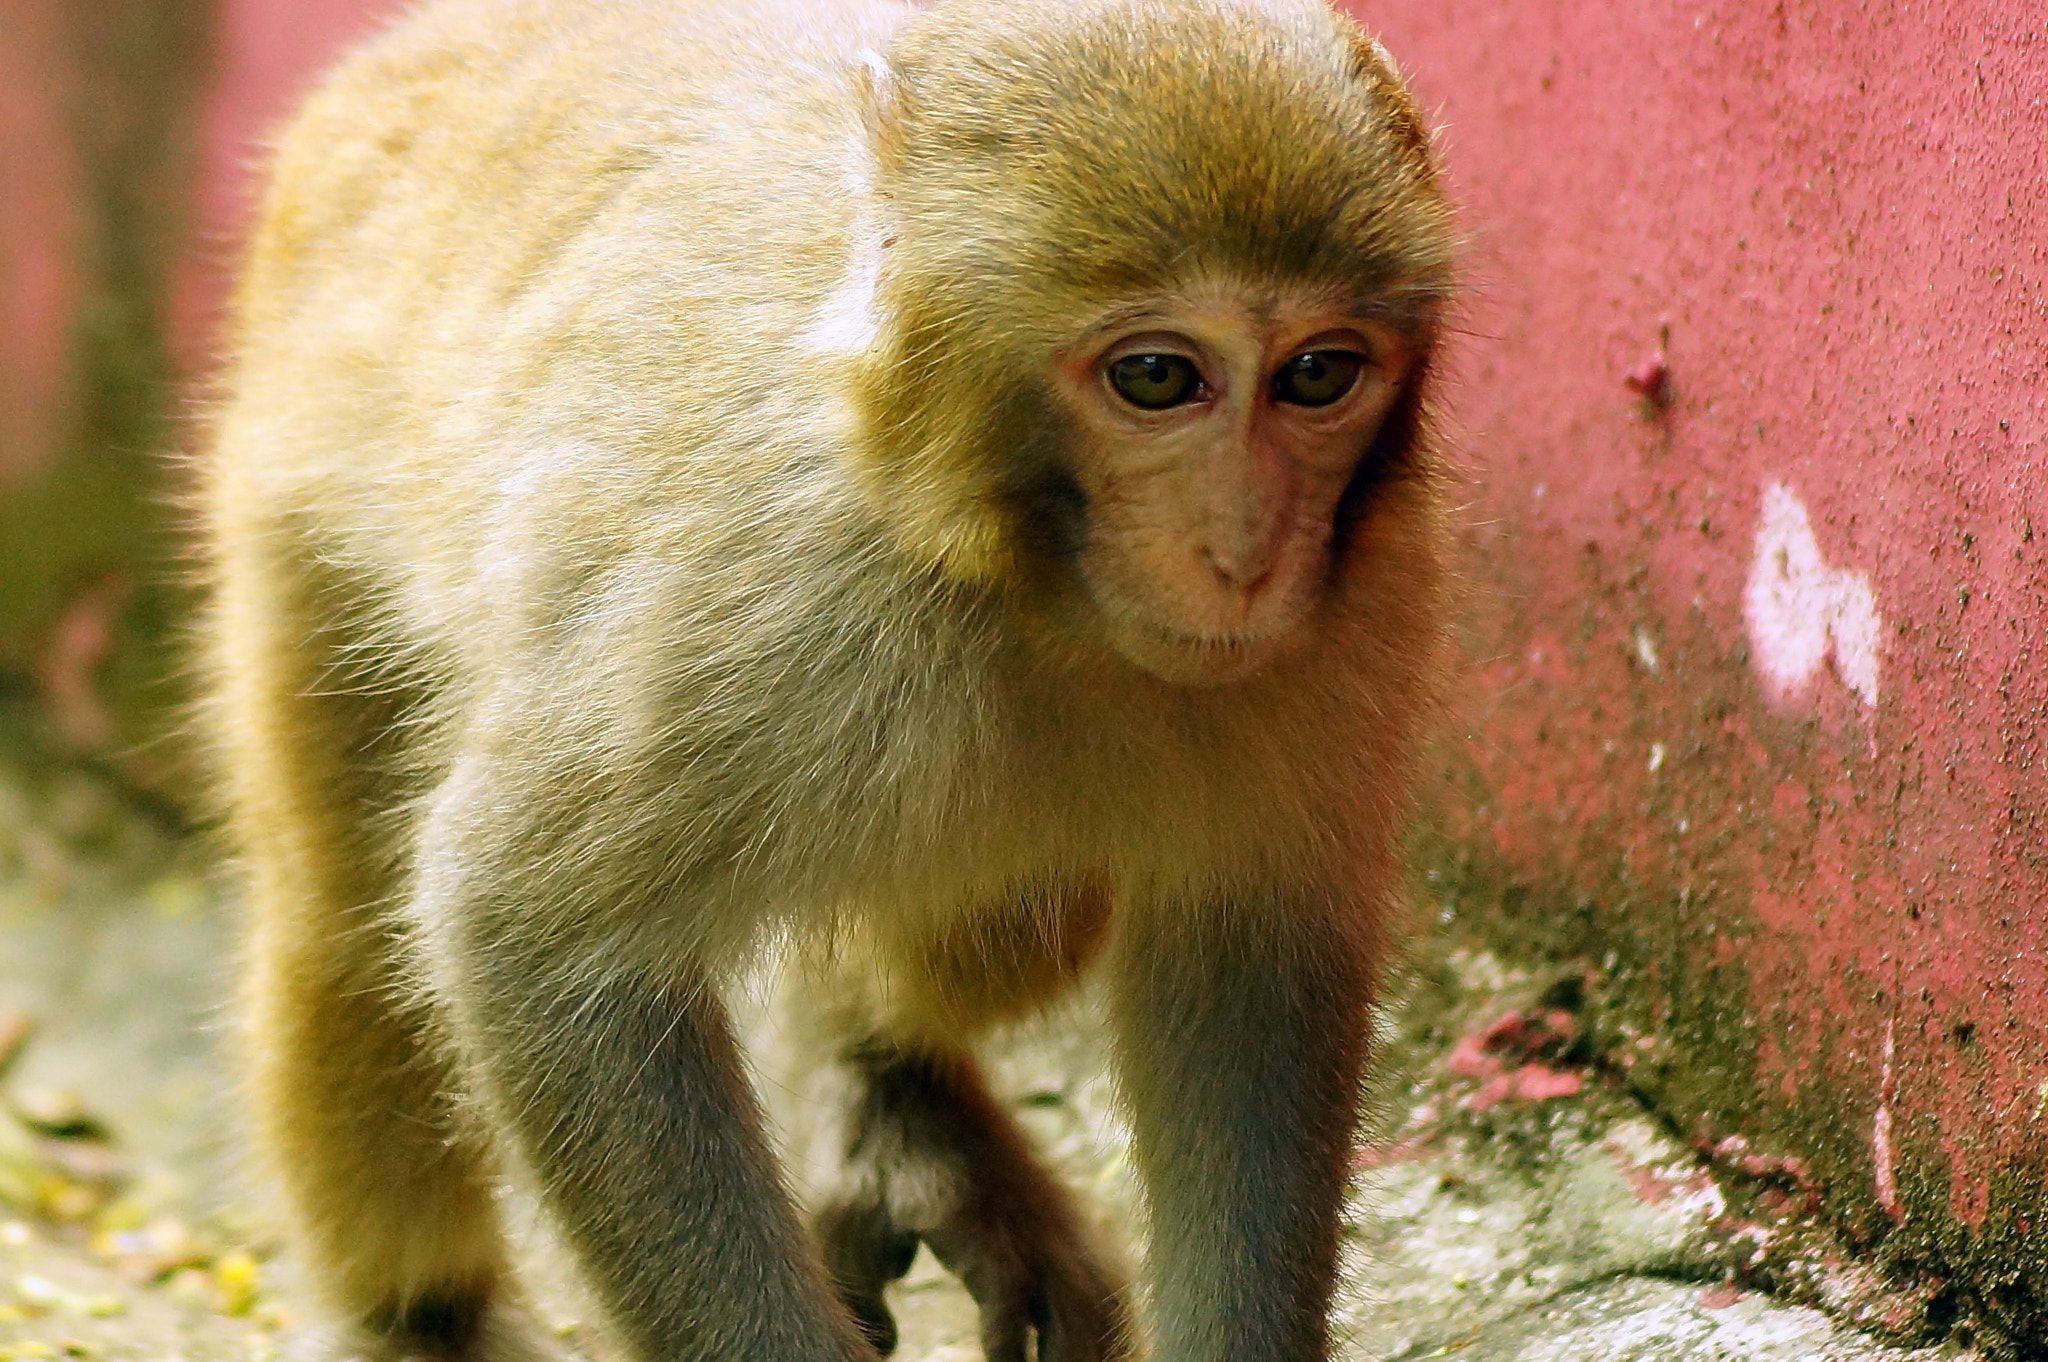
[1272,351,1364,407]
[1108,353,1202,409]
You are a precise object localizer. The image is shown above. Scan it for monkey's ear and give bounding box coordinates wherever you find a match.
[852,48,905,169]
[1341,24,1431,168]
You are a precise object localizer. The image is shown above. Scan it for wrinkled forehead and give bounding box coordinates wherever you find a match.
[1064,276,1408,346]
[885,20,1443,286]
[1005,164,1453,339]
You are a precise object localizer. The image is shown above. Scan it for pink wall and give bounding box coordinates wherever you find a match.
[1351,0,2048,1318]
[0,0,400,473]
[0,0,84,479]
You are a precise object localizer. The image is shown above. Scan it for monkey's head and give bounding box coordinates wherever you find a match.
[844,0,1454,686]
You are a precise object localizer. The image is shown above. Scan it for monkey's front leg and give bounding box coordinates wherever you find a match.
[1104,896,1374,1362]
[441,900,874,1362]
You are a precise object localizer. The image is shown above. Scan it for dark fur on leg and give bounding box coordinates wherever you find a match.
[816,1043,1131,1362]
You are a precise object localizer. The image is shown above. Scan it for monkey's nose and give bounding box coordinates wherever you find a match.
[1198,507,1287,596]
[1196,544,1269,593]
[1198,543,1278,604]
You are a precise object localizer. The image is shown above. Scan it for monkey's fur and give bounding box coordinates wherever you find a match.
[201,0,1455,1357]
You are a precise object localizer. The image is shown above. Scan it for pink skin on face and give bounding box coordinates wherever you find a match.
[1051,288,1411,686]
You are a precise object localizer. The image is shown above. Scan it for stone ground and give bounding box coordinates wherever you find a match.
[0,757,1975,1362]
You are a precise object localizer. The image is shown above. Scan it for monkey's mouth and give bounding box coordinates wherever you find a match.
[1110,616,1298,687]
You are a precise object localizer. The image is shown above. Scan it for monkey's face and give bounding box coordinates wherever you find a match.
[1048,285,1413,688]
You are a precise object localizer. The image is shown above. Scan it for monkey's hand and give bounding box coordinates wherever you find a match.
[817,1199,920,1356]
[817,1046,1130,1362]
[919,1188,1128,1362]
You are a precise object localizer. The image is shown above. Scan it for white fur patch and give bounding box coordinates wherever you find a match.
[853,47,892,106]
[804,224,882,356]
[803,51,893,357]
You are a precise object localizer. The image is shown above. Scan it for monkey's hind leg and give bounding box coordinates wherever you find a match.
[798,895,1132,1362]
[218,548,525,1361]
[244,905,522,1361]
[817,1043,1130,1362]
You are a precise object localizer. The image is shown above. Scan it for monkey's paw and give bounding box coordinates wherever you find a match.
[818,1198,922,1355]
[818,1186,1130,1362]
[279,1297,572,1362]
[921,1202,1130,1362]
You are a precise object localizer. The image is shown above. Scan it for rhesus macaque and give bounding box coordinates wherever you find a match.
[201,0,1454,1356]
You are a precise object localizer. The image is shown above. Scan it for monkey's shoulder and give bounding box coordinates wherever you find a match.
[245,0,899,311]
[284,0,901,166]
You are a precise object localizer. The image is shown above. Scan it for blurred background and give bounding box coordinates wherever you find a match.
[2,0,401,789]
[1,0,407,1212]
[0,0,2045,1355]
[1,12,424,1348]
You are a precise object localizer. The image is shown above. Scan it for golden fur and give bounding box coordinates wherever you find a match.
[200,0,1454,1357]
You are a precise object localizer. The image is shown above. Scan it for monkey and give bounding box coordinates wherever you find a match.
[199,0,1455,1357]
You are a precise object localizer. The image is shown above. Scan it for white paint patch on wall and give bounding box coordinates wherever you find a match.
[1743,482,1881,707]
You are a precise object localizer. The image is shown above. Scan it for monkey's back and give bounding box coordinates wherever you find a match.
[204,0,1024,934]
[212,0,905,667]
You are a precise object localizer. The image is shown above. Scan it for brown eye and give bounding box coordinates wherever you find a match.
[1272,351,1363,407]
[1109,353,1202,409]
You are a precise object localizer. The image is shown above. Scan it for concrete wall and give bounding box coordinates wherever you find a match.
[1348,0,2047,1347]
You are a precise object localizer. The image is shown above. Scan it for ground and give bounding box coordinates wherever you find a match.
[0,759,1973,1361]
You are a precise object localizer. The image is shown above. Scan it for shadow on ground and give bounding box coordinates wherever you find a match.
[0,757,1967,1361]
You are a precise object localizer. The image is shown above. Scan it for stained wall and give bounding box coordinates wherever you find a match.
[1349,0,2048,1341]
